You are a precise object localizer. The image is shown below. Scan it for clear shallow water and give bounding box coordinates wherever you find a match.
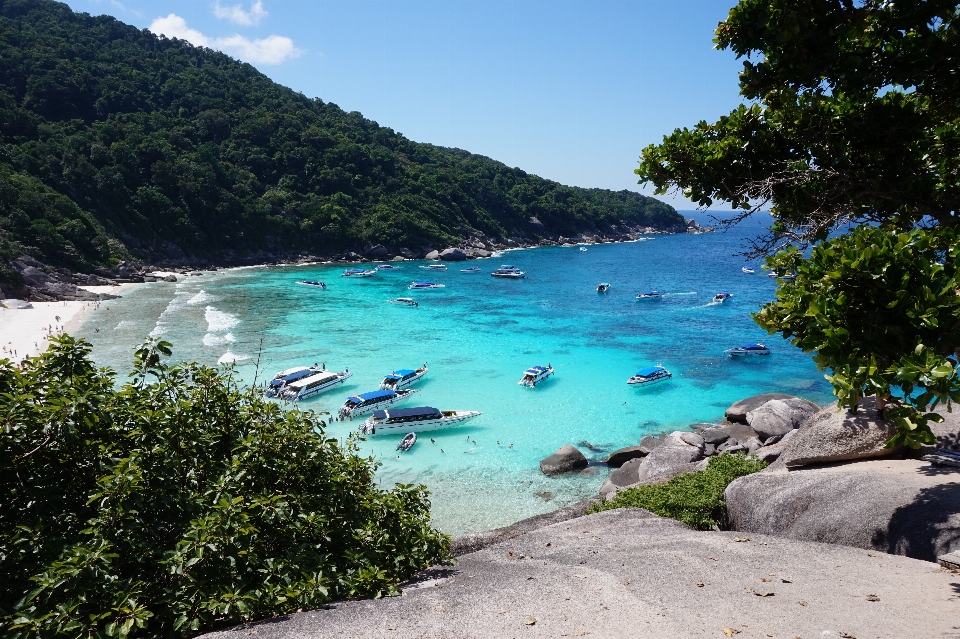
[75,213,834,535]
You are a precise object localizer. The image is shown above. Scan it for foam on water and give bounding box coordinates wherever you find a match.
[74,214,835,536]
[186,290,216,305]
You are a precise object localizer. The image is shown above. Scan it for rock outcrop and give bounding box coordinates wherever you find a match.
[746,397,819,439]
[724,392,796,423]
[439,247,468,261]
[10,257,110,302]
[601,432,705,492]
[605,446,647,468]
[539,445,588,475]
[424,250,440,260]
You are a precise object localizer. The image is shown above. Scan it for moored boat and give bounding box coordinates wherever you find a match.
[724,343,771,357]
[741,267,755,274]
[408,281,445,289]
[491,265,526,279]
[376,264,401,271]
[518,364,554,387]
[264,365,319,397]
[597,283,611,292]
[579,246,588,252]
[280,369,353,401]
[338,388,420,419]
[460,266,482,273]
[396,432,417,451]
[387,297,418,307]
[712,292,733,303]
[380,364,428,390]
[297,280,327,289]
[342,268,375,277]
[627,365,672,386]
[636,290,662,300]
[419,263,448,271]
[359,406,482,434]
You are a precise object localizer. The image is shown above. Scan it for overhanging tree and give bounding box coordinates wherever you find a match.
[635,0,960,445]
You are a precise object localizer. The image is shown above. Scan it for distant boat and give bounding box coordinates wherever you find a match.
[396,432,417,451]
[518,365,554,388]
[579,247,588,252]
[491,265,526,279]
[741,267,755,274]
[597,283,611,292]
[636,290,662,300]
[725,343,771,357]
[359,406,482,434]
[376,264,401,270]
[420,263,448,271]
[342,268,375,277]
[408,281,445,289]
[767,271,796,279]
[387,297,418,307]
[712,292,733,303]
[460,266,482,273]
[297,280,326,289]
[627,365,672,386]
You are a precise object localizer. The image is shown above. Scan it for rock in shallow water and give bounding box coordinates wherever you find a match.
[725,393,797,424]
[539,444,588,476]
[606,445,647,468]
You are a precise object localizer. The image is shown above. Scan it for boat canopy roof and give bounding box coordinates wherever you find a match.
[742,344,766,350]
[350,390,395,402]
[269,367,314,387]
[394,369,417,376]
[288,371,338,388]
[641,291,660,295]
[373,406,442,420]
[525,366,549,374]
[635,366,666,377]
[411,281,435,286]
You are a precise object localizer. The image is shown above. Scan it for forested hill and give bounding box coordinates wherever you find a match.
[0,0,682,276]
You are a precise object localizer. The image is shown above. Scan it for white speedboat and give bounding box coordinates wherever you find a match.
[376,264,401,271]
[338,388,420,419]
[297,280,326,289]
[408,281,445,289]
[280,369,353,401]
[597,283,611,292]
[491,265,526,279]
[627,365,672,386]
[420,263,448,271]
[359,406,482,434]
[380,364,428,390]
[712,292,733,303]
[579,247,588,252]
[636,290,662,300]
[387,297,418,307]
[725,343,771,357]
[342,268,375,277]
[264,365,319,397]
[396,432,417,451]
[518,365,554,387]
[460,266,482,273]
[741,267,755,274]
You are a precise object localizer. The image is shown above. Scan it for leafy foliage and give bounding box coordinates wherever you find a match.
[588,453,768,530]
[756,225,960,447]
[636,0,960,249]
[0,0,681,272]
[0,335,451,638]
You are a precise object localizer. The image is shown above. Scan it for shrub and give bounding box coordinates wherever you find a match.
[588,453,768,530]
[0,336,451,638]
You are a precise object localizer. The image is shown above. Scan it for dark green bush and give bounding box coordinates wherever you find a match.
[589,453,768,530]
[0,336,451,638]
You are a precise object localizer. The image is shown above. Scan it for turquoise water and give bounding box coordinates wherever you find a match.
[75,213,834,535]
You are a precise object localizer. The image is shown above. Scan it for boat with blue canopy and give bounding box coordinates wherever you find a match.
[627,365,672,386]
[338,388,420,419]
[297,280,326,289]
[264,365,319,397]
[408,281,445,289]
[460,266,482,273]
[491,265,526,279]
[724,343,771,357]
[380,364,428,390]
[636,290,662,300]
[712,292,733,303]
[518,364,554,387]
[359,406,482,434]
[375,264,401,270]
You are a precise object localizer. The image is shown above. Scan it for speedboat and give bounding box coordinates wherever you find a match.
[518,365,554,387]
[408,281,445,289]
[725,343,771,357]
[491,265,526,279]
[741,267,755,274]
[387,297,418,307]
[264,365,319,397]
[597,283,611,292]
[420,263,448,271]
[460,266,482,273]
[338,388,420,419]
[768,272,796,279]
[627,365,672,386]
[359,406,482,434]
[579,247,588,252]
[376,264,401,271]
[297,280,326,289]
[342,268,375,277]
[396,432,417,452]
[636,290,662,300]
[280,369,353,401]
[380,364,428,390]
[712,292,733,303]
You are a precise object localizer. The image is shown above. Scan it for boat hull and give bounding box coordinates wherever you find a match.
[627,374,672,386]
[725,349,770,357]
[362,410,481,434]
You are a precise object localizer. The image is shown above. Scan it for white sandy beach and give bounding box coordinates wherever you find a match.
[0,283,141,363]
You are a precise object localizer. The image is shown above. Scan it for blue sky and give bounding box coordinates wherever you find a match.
[67,0,747,209]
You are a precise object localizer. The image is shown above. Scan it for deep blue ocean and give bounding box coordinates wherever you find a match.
[74,212,834,535]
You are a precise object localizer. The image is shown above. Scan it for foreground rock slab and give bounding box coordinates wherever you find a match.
[201,509,960,639]
[780,398,900,467]
[726,458,960,562]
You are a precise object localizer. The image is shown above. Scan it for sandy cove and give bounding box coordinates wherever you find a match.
[0,283,141,363]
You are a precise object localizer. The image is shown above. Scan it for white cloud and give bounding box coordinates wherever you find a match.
[213,1,267,27]
[148,14,302,65]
